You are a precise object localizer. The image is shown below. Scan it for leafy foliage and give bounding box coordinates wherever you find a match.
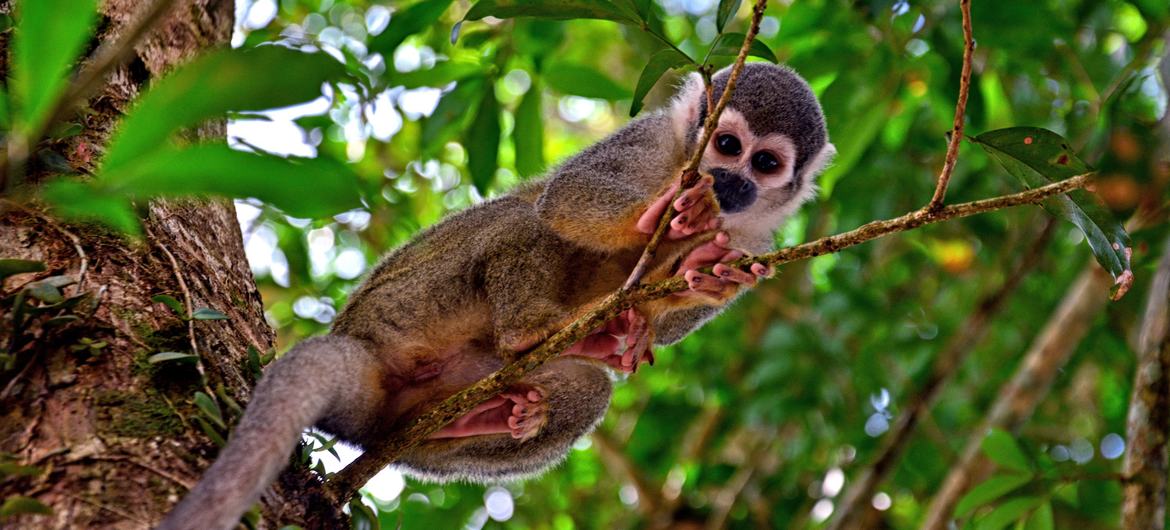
[5,0,1170,528]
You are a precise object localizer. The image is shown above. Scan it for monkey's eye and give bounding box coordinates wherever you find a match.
[751,151,781,174]
[715,134,742,156]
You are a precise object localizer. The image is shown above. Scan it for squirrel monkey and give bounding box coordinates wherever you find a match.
[158,63,833,530]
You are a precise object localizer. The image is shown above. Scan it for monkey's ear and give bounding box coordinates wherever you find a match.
[670,72,706,142]
[800,142,837,182]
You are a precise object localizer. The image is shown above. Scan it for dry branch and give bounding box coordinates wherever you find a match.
[328,172,1095,500]
[1121,234,1170,529]
[623,0,769,289]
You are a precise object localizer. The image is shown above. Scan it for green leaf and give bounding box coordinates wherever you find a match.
[394,59,487,89]
[0,463,42,478]
[193,391,225,429]
[630,49,694,116]
[513,79,545,177]
[148,352,199,364]
[970,127,1133,299]
[422,78,484,154]
[716,0,742,32]
[151,294,186,316]
[466,88,501,193]
[464,0,642,24]
[100,144,362,219]
[1023,500,1054,530]
[707,32,779,63]
[544,62,631,100]
[981,429,1032,473]
[193,416,227,447]
[956,474,1033,516]
[0,259,46,283]
[0,495,53,517]
[25,276,73,304]
[11,0,97,131]
[103,47,346,172]
[40,179,141,236]
[370,0,454,56]
[349,497,381,530]
[192,307,229,320]
[974,496,1044,530]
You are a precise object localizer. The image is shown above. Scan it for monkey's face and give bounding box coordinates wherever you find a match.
[700,108,802,216]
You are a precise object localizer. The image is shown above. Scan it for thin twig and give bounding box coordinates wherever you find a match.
[828,218,1056,530]
[2,0,179,187]
[147,227,211,388]
[327,174,1095,501]
[622,0,769,289]
[925,0,974,211]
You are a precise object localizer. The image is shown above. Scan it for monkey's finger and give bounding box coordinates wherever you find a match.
[684,270,728,294]
[636,183,680,234]
[680,201,713,235]
[713,263,757,285]
[750,263,774,278]
[678,240,728,272]
[672,176,713,211]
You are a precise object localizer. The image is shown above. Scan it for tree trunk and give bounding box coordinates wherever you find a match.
[0,1,341,528]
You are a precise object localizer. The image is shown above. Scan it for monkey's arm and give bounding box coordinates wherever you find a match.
[535,113,711,252]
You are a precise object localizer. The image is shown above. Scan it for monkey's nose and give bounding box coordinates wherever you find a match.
[710,168,757,214]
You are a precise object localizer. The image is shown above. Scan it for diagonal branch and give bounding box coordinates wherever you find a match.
[622,0,769,289]
[926,0,974,211]
[326,173,1095,500]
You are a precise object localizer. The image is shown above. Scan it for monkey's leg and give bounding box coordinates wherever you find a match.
[158,335,381,530]
[396,359,612,483]
[429,385,548,440]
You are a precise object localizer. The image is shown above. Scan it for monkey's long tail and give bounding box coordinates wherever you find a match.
[157,335,373,530]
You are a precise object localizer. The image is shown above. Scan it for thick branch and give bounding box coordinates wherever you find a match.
[622,0,768,289]
[327,174,1095,500]
[827,219,1055,530]
[926,0,974,211]
[1121,234,1170,529]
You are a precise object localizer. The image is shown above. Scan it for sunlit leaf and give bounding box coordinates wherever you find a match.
[103,47,346,171]
[148,352,199,364]
[422,78,484,155]
[0,259,46,283]
[101,144,363,219]
[631,48,694,116]
[466,88,501,193]
[192,307,230,320]
[513,79,545,177]
[956,474,1033,516]
[974,496,1044,530]
[544,62,631,100]
[11,0,97,131]
[1024,500,1054,530]
[394,59,487,89]
[151,294,186,316]
[370,0,454,56]
[707,32,779,63]
[464,0,641,24]
[971,127,1133,299]
[40,180,141,235]
[716,0,742,32]
[980,429,1032,473]
[0,495,53,517]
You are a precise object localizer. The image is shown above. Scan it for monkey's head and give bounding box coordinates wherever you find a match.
[671,63,835,231]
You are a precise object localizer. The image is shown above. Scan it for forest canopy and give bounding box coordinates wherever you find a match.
[2,0,1169,529]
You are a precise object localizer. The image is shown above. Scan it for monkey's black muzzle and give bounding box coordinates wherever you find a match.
[710,168,757,214]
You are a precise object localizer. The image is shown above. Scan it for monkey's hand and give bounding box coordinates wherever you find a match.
[636,175,720,240]
[430,385,548,441]
[563,308,655,373]
[677,232,773,304]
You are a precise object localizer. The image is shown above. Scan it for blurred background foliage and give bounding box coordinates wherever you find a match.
[207,0,1168,527]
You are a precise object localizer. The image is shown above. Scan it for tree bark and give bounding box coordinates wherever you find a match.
[0,1,341,528]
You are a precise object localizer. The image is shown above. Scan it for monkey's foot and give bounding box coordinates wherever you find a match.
[636,176,721,240]
[564,308,654,373]
[677,231,772,303]
[429,386,548,441]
